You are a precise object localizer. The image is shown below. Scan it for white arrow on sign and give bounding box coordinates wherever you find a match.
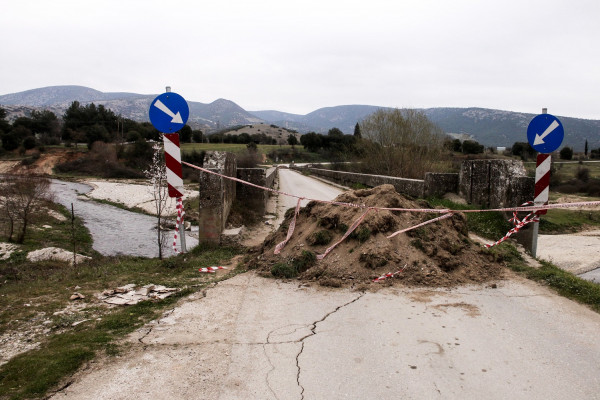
[153,99,183,124]
[533,120,559,146]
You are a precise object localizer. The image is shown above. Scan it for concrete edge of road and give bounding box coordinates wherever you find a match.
[289,170,351,191]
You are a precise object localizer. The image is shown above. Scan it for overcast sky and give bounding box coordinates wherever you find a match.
[1,0,599,119]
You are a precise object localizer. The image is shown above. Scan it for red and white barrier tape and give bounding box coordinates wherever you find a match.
[181,161,600,257]
[198,266,228,274]
[173,197,185,253]
[484,202,539,248]
[387,212,454,239]
[374,264,408,282]
[317,207,373,260]
[275,198,303,254]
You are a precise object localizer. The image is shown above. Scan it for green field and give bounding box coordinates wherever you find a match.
[524,160,600,180]
[181,143,326,163]
[182,143,295,154]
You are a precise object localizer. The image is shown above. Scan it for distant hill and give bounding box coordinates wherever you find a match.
[214,123,299,144]
[1,85,599,150]
[0,86,262,131]
[422,108,600,151]
[0,85,142,107]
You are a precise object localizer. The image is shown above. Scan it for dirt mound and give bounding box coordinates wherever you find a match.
[249,184,505,288]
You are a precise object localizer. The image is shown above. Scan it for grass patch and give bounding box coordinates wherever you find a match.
[350,226,371,243]
[270,250,317,278]
[350,182,370,190]
[489,243,600,313]
[427,196,600,236]
[0,216,240,400]
[271,262,297,279]
[539,208,600,233]
[0,290,191,399]
[309,230,333,246]
[426,197,512,239]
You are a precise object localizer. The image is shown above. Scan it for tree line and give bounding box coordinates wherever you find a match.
[0,102,204,152]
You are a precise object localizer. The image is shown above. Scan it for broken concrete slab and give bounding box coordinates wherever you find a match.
[98,284,178,306]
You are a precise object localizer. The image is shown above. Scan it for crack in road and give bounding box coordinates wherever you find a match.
[295,292,365,400]
[137,307,176,348]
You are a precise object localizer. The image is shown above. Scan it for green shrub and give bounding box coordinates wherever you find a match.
[350,226,371,243]
[271,262,297,278]
[293,250,317,273]
[311,230,333,245]
[271,251,317,278]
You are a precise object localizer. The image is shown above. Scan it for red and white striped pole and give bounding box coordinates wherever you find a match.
[162,87,186,252]
[531,108,551,257]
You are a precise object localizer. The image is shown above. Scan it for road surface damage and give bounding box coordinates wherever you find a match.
[249,184,505,288]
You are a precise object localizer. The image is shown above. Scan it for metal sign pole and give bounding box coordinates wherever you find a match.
[531,108,549,258]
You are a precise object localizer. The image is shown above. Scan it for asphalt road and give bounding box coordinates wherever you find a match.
[274,168,344,225]
[538,230,600,283]
[53,273,600,399]
[278,168,344,207]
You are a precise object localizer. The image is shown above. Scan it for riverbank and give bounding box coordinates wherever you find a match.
[82,180,198,216]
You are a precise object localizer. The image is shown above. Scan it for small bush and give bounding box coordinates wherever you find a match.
[353,226,371,243]
[271,262,297,279]
[310,230,333,245]
[410,239,425,252]
[293,250,317,273]
[271,251,317,278]
[577,167,590,182]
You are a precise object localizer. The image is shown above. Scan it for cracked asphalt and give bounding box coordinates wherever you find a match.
[51,272,600,400]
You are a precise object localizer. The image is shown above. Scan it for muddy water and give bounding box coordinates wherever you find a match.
[50,180,197,257]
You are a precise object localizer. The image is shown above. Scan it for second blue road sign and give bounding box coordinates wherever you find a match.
[527,113,564,154]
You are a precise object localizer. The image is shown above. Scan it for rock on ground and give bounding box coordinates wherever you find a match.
[26,247,91,265]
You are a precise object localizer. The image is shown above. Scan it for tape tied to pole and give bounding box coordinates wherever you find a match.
[172,197,185,254]
[484,201,539,248]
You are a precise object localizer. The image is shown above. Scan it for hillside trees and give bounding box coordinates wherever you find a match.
[511,142,536,160]
[192,129,203,143]
[0,108,10,133]
[287,133,298,148]
[354,123,361,138]
[359,109,445,178]
[461,140,484,154]
[179,125,192,143]
[1,108,61,150]
[299,128,358,159]
[560,146,573,160]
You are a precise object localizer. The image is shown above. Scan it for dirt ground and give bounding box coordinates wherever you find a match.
[249,185,505,288]
[0,148,84,175]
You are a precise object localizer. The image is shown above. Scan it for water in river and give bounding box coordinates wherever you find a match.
[50,180,198,257]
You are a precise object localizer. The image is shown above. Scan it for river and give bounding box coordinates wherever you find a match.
[50,180,198,257]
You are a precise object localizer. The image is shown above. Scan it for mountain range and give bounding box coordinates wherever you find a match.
[1,85,599,151]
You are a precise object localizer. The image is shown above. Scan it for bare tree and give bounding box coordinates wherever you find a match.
[144,143,169,259]
[360,109,446,179]
[0,174,51,243]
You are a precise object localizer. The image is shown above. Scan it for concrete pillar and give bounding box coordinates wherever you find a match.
[198,151,237,243]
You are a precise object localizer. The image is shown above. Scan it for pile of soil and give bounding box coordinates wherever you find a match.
[249,185,505,288]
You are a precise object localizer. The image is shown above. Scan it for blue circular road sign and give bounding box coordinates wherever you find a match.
[149,92,189,133]
[527,113,564,154]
